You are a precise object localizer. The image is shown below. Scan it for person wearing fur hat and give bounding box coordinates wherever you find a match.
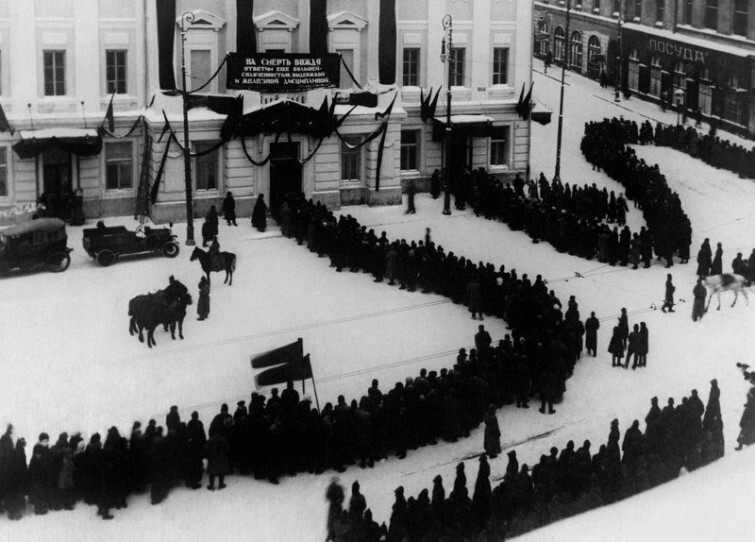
[483,405,501,458]
[204,429,230,491]
[27,432,53,515]
[348,480,366,523]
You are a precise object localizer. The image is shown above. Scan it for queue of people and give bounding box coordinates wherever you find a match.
[326,382,726,541]
[582,118,692,268]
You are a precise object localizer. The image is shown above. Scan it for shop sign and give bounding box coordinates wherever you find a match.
[227,52,340,92]
[647,38,708,64]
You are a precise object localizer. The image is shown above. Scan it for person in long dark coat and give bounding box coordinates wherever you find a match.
[204,430,231,490]
[325,477,345,542]
[696,238,712,277]
[251,194,267,232]
[692,278,707,321]
[197,276,210,321]
[483,405,501,458]
[608,326,624,367]
[222,192,237,226]
[711,242,723,275]
[467,276,483,320]
[27,433,54,515]
[5,438,27,520]
[661,274,675,313]
[627,324,640,369]
[638,322,649,367]
[585,311,600,356]
[736,388,755,450]
[617,308,629,349]
[201,205,219,247]
[430,169,441,199]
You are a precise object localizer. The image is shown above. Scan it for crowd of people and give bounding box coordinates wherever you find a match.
[639,120,755,181]
[325,382,726,541]
[467,168,660,268]
[581,118,693,268]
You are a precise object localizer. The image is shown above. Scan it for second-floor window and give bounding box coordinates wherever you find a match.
[106,50,127,95]
[44,50,66,96]
[402,48,420,87]
[450,47,465,87]
[492,48,509,85]
[684,0,693,24]
[656,0,665,23]
[634,0,642,19]
[705,0,718,30]
[594,0,601,11]
[733,0,748,36]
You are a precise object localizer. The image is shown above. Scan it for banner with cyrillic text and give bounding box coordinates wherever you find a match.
[227,52,340,92]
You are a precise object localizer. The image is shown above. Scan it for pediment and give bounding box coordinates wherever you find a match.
[254,10,300,32]
[176,10,226,31]
[327,11,368,32]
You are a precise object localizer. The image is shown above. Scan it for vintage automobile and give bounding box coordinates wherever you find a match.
[0,218,72,274]
[83,222,180,266]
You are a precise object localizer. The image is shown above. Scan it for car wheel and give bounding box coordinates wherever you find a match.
[48,251,71,272]
[96,249,116,267]
[162,241,180,258]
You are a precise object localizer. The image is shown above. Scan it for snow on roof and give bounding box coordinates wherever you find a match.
[623,22,754,58]
[18,128,99,140]
[434,114,495,124]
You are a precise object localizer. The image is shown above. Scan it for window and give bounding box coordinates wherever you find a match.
[554,27,565,62]
[402,48,420,86]
[628,49,639,90]
[106,50,127,95]
[337,49,354,89]
[43,50,66,96]
[489,128,510,167]
[400,131,419,171]
[733,0,748,36]
[699,84,712,115]
[341,137,361,181]
[450,47,466,87]
[587,36,601,66]
[650,55,662,97]
[0,147,7,197]
[194,142,219,191]
[656,0,665,23]
[705,0,718,30]
[673,61,687,91]
[492,48,509,85]
[190,50,212,92]
[634,0,642,19]
[684,0,693,24]
[105,142,133,190]
[594,0,601,11]
[569,31,582,71]
[613,0,621,14]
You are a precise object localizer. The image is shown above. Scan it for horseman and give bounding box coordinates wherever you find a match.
[164,275,188,305]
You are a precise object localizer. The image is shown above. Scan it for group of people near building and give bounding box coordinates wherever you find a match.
[582,118,693,268]
[638,120,755,181]
[325,381,726,541]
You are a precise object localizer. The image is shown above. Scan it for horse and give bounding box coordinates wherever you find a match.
[190,246,236,286]
[704,273,750,312]
[129,281,192,347]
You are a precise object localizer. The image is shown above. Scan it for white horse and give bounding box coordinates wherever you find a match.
[704,273,750,311]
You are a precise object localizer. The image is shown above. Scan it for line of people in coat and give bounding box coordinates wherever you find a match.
[326,381,725,541]
[582,118,693,268]
[640,120,755,181]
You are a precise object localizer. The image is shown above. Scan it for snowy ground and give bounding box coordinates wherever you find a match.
[4,60,755,541]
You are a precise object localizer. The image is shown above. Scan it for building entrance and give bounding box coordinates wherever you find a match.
[42,147,73,219]
[269,142,301,220]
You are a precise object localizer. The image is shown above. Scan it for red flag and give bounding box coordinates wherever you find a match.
[251,339,303,369]
[104,93,115,132]
[254,354,313,387]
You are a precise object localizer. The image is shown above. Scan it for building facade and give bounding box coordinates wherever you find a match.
[534,0,755,139]
[0,0,534,224]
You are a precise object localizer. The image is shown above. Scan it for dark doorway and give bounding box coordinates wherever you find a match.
[42,147,73,219]
[269,142,301,220]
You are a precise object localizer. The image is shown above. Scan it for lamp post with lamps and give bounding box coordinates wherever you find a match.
[440,14,453,216]
[180,11,196,245]
[615,1,623,103]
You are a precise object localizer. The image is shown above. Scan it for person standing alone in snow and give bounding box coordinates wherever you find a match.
[197,276,210,321]
[661,274,675,312]
[692,278,707,321]
[585,311,600,357]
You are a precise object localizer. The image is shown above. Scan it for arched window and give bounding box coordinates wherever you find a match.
[628,48,640,90]
[587,36,601,65]
[554,27,565,62]
[569,31,583,71]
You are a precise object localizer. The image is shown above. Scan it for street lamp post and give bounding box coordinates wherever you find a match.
[180,12,196,246]
[440,14,453,216]
[554,0,571,181]
[675,88,685,125]
[615,2,623,103]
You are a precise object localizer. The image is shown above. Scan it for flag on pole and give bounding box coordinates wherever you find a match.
[0,101,12,134]
[254,354,313,387]
[104,93,115,132]
[251,338,303,369]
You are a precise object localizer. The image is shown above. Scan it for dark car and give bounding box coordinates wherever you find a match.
[83,222,179,266]
[0,218,72,274]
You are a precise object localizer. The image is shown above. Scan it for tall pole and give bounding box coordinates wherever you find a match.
[615,1,623,103]
[441,14,453,216]
[180,12,196,246]
[554,0,571,181]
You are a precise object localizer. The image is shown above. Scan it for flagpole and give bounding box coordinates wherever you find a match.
[311,375,321,413]
[554,0,571,182]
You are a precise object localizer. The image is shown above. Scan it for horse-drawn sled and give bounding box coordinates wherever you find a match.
[83,222,180,266]
[0,218,72,274]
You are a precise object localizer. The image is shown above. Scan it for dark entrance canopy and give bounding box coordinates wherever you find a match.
[13,129,103,159]
[221,99,340,140]
[432,115,497,141]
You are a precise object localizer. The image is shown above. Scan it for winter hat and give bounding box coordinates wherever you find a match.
[352,481,360,492]
[395,486,404,495]
[39,432,49,443]
[237,400,246,407]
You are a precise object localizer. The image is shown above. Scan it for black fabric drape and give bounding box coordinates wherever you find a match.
[378,0,397,85]
[156,0,177,90]
[236,0,256,55]
[309,0,328,56]
[13,135,102,159]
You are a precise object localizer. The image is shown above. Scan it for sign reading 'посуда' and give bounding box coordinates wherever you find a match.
[226,52,341,92]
